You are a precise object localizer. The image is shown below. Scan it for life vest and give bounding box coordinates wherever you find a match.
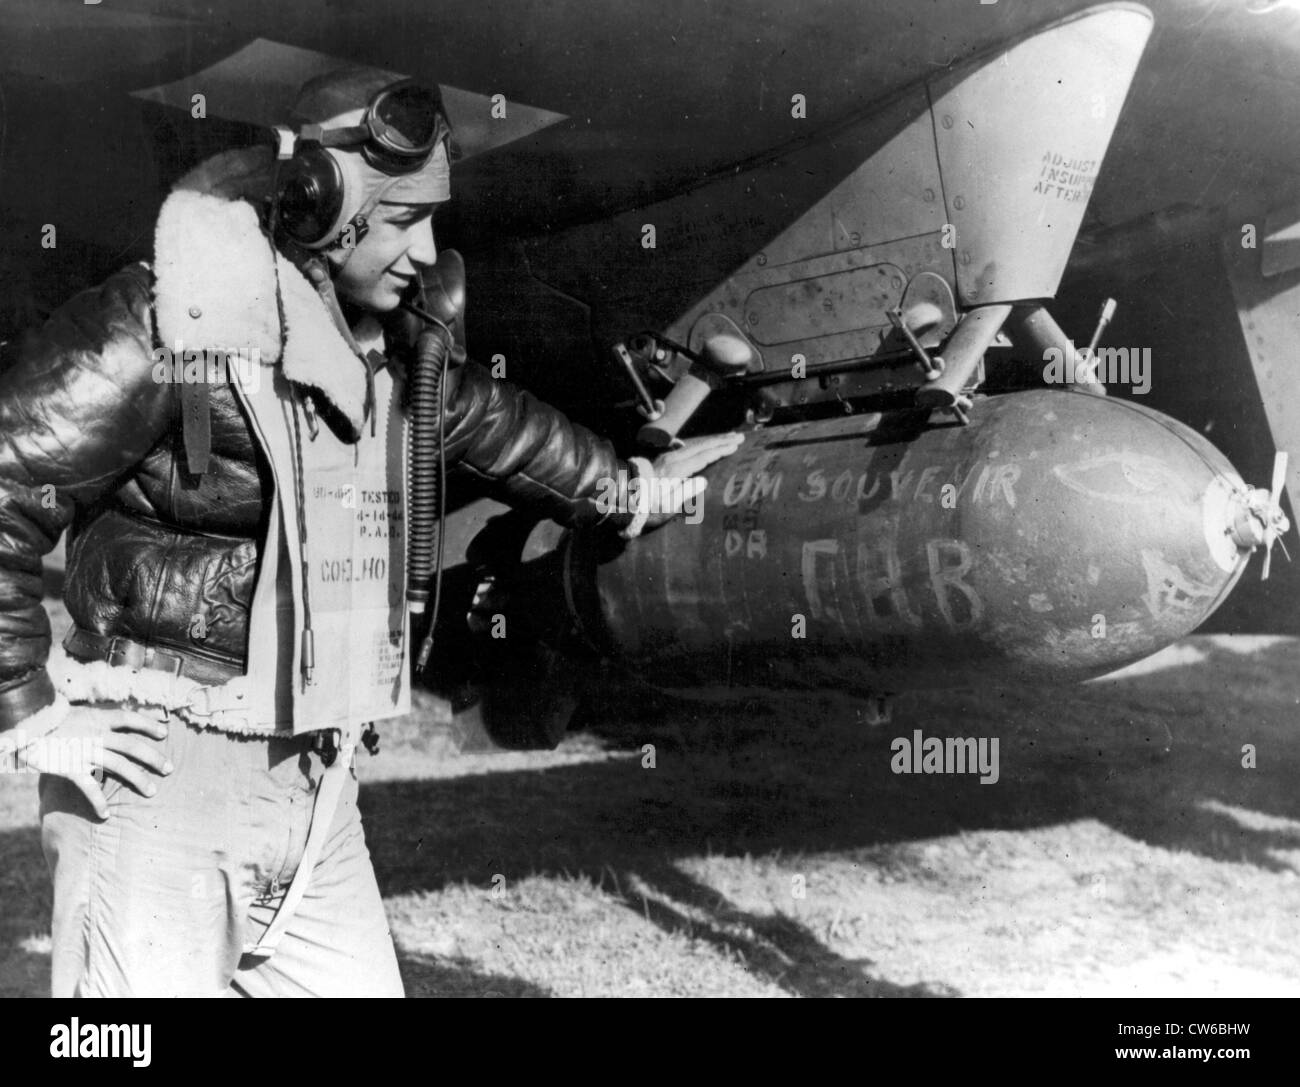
[224,349,412,735]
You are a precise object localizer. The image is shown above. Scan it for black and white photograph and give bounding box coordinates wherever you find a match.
[0,0,1296,1040]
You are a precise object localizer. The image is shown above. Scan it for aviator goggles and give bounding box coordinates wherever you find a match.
[302,79,453,174]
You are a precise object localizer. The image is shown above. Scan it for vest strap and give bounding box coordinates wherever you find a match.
[242,722,359,958]
[180,378,212,477]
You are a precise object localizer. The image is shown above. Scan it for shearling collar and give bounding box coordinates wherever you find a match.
[152,189,369,439]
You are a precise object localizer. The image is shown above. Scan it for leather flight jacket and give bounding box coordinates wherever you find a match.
[0,252,623,731]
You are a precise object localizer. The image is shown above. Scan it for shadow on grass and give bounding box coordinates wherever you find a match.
[360,638,1300,995]
[396,951,551,998]
[3,637,1298,996]
[0,823,50,998]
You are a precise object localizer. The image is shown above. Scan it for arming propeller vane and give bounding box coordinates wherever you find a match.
[1228,451,1291,580]
[1260,451,1291,580]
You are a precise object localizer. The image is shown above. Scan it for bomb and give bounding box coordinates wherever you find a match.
[557,390,1274,694]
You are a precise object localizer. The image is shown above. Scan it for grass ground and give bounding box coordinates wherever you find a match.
[4,597,1298,996]
[368,635,1300,997]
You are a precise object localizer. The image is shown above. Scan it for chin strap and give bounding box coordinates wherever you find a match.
[323,171,404,275]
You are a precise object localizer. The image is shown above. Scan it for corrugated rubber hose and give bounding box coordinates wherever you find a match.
[409,321,452,671]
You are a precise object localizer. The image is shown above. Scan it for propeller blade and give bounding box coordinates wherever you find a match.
[1262,451,1289,580]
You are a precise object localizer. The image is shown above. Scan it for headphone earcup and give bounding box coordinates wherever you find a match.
[275,147,345,246]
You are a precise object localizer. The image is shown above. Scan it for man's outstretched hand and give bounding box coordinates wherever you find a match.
[641,431,745,529]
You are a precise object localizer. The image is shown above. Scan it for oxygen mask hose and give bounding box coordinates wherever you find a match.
[407,322,450,621]
[401,251,466,671]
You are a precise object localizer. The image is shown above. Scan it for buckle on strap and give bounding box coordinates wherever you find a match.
[312,728,342,767]
[104,636,186,678]
[185,678,253,718]
[272,124,297,161]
